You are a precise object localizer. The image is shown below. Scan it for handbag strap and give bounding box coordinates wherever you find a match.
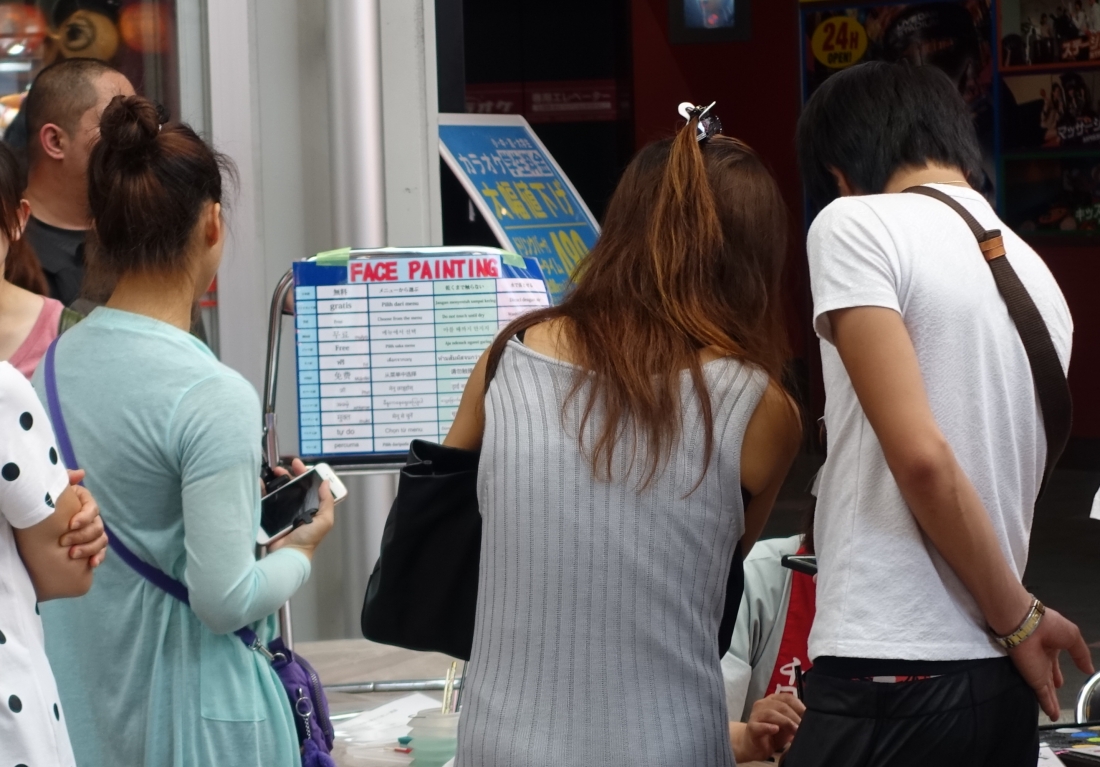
[42,339,261,650]
[904,186,1072,495]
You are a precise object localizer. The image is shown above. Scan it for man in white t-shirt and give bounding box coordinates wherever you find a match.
[784,62,1093,767]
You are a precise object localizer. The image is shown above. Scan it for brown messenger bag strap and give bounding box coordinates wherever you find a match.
[904,185,1072,496]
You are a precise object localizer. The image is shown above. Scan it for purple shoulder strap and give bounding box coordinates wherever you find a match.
[42,340,258,648]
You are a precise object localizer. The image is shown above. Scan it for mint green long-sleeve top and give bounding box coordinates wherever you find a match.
[33,308,311,767]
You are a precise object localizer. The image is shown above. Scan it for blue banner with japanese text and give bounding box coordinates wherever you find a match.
[439,115,601,303]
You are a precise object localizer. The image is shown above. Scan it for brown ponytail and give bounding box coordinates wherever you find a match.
[87,95,235,276]
[485,114,792,489]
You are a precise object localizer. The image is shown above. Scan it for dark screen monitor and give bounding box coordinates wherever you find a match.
[669,0,751,43]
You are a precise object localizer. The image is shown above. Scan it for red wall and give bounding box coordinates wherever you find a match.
[1042,246,1100,438]
[631,0,1100,437]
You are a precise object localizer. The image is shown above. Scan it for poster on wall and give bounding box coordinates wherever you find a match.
[996,0,1100,237]
[1003,155,1100,232]
[999,0,1100,66]
[801,1,998,197]
[1002,70,1100,149]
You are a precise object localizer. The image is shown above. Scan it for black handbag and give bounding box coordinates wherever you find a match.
[361,440,747,661]
[361,440,482,660]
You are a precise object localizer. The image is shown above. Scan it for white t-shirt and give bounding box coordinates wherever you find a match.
[721,535,799,721]
[808,185,1072,662]
[0,361,76,767]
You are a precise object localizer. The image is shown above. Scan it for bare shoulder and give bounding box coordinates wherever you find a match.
[522,318,574,363]
[741,377,802,495]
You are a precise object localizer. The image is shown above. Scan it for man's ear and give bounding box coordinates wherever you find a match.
[829,167,858,197]
[38,123,67,161]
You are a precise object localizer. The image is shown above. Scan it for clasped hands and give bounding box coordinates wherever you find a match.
[730,693,805,763]
[60,469,109,568]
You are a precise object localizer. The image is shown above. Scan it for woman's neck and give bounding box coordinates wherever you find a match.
[0,278,45,361]
[106,271,195,331]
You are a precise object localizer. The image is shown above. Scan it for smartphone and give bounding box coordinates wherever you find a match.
[781,554,818,577]
[257,463,348,546]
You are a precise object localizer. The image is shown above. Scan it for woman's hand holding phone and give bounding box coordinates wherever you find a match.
[266,458,335,561]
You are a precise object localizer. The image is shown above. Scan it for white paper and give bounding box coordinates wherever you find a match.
[1038,745,1066,765]
[334,692,442,745]
[1091,488,1100,520]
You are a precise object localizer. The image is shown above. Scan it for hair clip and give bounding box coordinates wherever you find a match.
[677,101,723,143]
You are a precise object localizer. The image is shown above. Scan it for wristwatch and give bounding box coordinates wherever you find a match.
[992,597,1046,650]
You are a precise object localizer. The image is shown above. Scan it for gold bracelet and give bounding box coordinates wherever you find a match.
[992,597,1046,650]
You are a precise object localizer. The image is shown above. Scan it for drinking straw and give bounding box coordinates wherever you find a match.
[442,661,458,714]
[453,660,467,712]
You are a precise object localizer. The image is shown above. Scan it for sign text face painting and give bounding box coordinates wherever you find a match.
[347,254,503,284]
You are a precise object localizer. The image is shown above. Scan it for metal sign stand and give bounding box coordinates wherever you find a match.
[263,249,509,699]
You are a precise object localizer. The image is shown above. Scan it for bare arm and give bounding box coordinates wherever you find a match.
[740,379,802,553]
[444,348,490,450]
[13,485,95,601]
[830,306,1092,718]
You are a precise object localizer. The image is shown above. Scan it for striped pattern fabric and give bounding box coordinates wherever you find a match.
[456,340,767,767]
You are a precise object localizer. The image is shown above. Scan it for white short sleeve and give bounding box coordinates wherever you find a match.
[0,362,69,529]
[808,198,903,345]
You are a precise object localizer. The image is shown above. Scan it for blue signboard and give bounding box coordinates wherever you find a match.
[292,248,551,463]
[439,114,601,303]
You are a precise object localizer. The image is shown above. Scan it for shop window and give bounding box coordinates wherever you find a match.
[0,1,179,134]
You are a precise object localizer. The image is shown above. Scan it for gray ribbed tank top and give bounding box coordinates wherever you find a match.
[455,340,767,767]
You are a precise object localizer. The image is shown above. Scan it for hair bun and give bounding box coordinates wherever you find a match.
[98,95,161,161]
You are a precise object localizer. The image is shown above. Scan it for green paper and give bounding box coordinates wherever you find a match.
[315,247,352,266]
[501,250,524,268]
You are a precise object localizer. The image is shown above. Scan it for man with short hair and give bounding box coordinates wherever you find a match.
[21,58,134,306]
[786,61,1092,766]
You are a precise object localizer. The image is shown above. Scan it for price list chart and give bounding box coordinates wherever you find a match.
[292,250,551,462]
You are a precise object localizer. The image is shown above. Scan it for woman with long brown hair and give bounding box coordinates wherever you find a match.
[445,105,802,766]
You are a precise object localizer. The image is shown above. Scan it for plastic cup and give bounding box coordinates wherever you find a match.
[408,709,460,767]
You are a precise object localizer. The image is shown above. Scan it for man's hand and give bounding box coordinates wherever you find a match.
[730,693,805,762]
[60,470,108,567]
[1008,606,1093,720]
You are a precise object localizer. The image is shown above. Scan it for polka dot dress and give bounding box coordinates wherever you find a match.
[0,362,76,767]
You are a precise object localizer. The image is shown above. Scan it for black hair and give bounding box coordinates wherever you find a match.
[87,95,235,275]
[24,58,119,159]
[796,61,982,215]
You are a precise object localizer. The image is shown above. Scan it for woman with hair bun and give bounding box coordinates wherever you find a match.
[445,105,803,766]
[32,95,335,767]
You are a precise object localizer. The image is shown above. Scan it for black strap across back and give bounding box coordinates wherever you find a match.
[904,186,1072,496]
